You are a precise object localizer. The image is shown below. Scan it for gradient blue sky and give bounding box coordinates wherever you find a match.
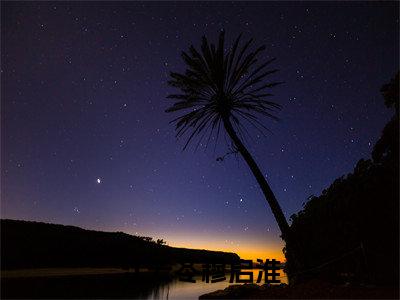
[2,1,398,260]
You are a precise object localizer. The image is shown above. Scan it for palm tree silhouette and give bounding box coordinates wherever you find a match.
[165,31,290,241]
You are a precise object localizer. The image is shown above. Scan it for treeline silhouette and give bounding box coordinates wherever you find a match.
[1,219,239,270]
[284,72,399,285]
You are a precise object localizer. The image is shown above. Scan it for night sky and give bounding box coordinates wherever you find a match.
[2,2,399,260]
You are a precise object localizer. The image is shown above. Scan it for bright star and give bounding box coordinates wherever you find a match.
[96,178,101,184]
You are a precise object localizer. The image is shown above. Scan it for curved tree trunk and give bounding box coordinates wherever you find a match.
[222,116,290,241]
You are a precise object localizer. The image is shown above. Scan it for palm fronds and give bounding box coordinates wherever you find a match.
[166,31,283,150]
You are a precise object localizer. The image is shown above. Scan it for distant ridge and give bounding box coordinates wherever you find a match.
[1,219,240,270]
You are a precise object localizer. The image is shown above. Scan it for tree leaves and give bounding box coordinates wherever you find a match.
[166,31,282,150]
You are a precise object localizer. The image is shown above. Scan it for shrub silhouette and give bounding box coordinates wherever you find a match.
[284,72,399,285]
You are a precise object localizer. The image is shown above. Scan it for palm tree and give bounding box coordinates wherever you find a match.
[165,31,290,241]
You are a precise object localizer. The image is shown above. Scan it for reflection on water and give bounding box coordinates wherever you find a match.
[1,269,287,299]
[149,270,288,300]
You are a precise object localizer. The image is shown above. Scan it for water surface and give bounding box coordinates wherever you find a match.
[149,270,288,300]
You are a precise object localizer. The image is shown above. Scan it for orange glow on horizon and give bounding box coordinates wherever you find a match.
[116,226,287,262]
[165,235,286,262]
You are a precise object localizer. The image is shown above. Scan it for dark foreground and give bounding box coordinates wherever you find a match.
[199,280,399,299]
[1,272,172,299]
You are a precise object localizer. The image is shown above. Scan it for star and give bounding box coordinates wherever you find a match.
[96,178,101,184]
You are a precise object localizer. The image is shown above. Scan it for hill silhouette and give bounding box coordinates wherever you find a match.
[1,219,240,270]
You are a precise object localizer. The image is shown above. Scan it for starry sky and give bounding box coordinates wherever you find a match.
[2,1,399,261]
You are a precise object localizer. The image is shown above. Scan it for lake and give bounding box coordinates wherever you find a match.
[1,268,287,299]
[151,270,288,299]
